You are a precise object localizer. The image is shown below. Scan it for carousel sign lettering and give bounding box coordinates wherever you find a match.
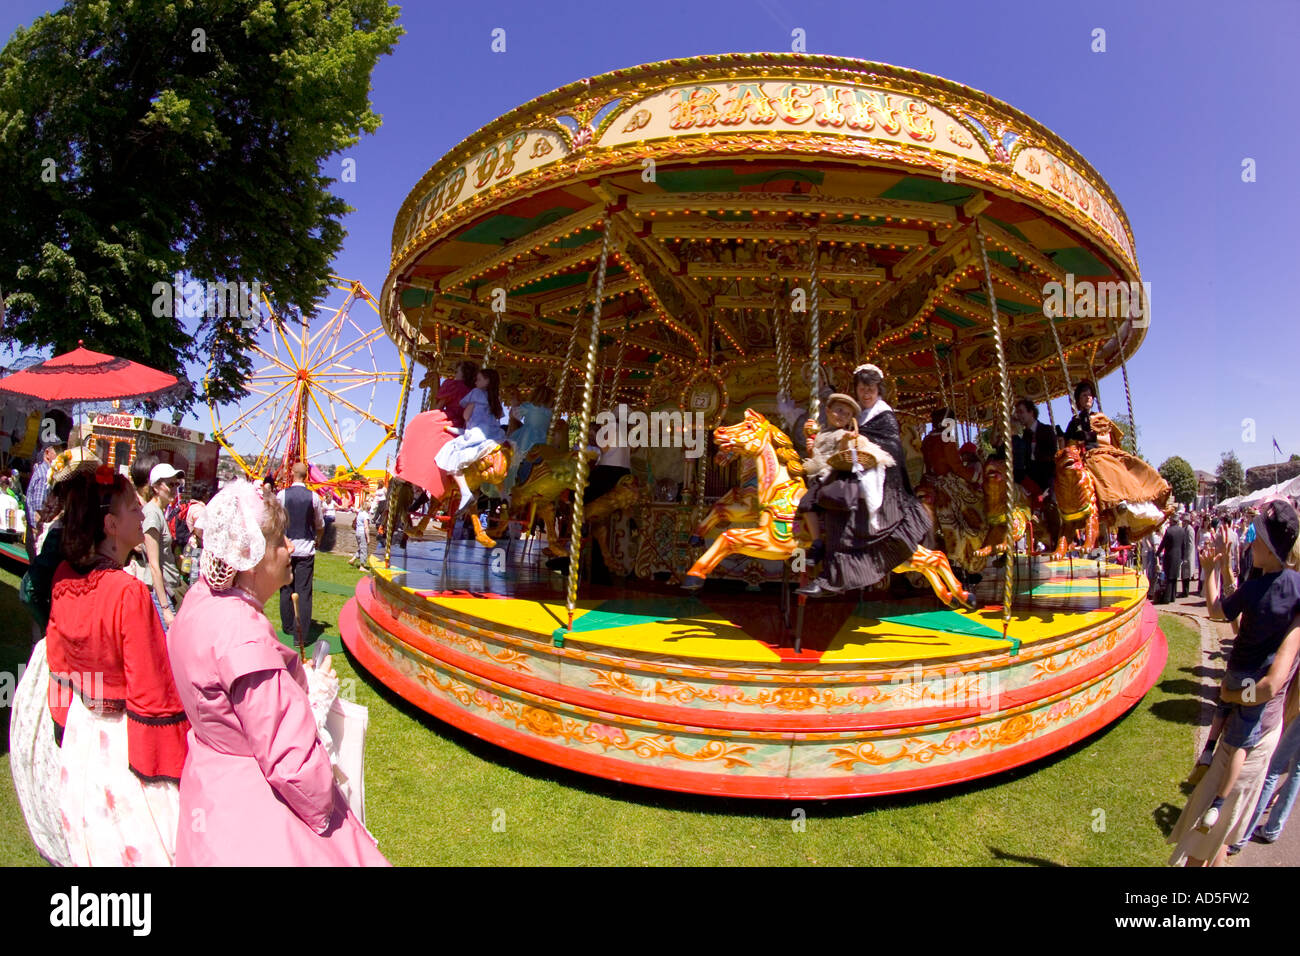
[666,82,936,141]
[397,129,567,253]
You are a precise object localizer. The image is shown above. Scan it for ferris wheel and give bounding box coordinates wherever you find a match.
[208,276,406,495]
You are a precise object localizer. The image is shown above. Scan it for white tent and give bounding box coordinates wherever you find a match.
[1241,481,1291,506]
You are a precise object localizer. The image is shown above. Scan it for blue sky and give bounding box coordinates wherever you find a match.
[3,0,1298,476]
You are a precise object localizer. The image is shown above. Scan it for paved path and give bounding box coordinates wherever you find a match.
[1158,591,1298,867]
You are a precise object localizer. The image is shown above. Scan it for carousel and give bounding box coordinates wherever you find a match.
[339,54,1170,798]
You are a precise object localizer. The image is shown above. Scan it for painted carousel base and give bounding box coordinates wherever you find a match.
[340,540,1166,799]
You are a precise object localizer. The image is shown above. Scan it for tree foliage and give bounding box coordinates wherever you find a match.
[1158,455,1197,505]
[0,0,403,409]
[1109,413,1142,458]
[1216,451,1245,499]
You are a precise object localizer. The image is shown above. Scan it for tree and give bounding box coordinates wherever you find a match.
[1158,456,1197,505]
[0,0,403,410]
[1110,413,1142,458]
[1216,451,1245,499]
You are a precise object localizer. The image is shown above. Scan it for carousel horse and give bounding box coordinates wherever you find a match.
[584,473,650,575]
[1051,443,1101,557]
[384,476,419,546]
[681,409,970,607]
[432,443,514,547]
[687,455,758,547]
[974,457,1040,558]
[916,468,987,574]
[505,445,595,556]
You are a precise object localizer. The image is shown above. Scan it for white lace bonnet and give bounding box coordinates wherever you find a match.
[200,479,268,591]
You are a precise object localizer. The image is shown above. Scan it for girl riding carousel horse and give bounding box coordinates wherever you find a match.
[434,367,507,509]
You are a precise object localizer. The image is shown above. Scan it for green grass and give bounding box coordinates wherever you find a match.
[0,552,1202,866]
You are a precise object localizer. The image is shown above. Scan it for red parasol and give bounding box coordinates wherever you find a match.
[394,410,455,499]
[0,342,187,412]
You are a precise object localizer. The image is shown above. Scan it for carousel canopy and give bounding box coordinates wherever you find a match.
[381,54,1144,424]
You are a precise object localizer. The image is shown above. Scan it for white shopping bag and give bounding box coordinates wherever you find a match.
[324,696,369,826]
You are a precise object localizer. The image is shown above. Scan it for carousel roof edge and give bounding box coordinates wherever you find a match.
[386,52,1137,269]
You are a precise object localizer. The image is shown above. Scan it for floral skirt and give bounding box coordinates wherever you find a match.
[8,639,71,866]
[58,695,180,867]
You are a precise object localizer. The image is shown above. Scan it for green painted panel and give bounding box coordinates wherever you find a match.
[655,167,824,193]
[1046,247,1110,276]
[879,178,976,205]
[457,206,576,246]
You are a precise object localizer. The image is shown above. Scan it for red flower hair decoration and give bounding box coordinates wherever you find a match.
[94,464,115,486]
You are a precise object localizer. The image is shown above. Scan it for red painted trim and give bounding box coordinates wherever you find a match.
[341,596,1169,800]
[354,578,1155,733]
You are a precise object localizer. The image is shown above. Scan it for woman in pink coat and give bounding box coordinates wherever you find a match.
[167,480,388,866]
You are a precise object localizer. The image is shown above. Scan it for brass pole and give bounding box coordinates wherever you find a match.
[563,211,614,635]
[384,330,416,570]
[806,230,821,426]
[977,228,1018,649]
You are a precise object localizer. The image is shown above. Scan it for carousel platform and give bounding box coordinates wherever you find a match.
[340,539,1166,799]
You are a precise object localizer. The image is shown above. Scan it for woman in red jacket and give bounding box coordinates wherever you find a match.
[45,466,189,866]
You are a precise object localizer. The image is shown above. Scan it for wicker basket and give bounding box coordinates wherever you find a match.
[826,434,894,472]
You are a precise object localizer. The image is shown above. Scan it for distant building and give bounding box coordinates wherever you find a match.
[78,412,220,499]
[1194,469,1216,504]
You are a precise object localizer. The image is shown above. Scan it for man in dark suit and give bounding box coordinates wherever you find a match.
[1012,398,1060,546]
[1157,518,1189,605]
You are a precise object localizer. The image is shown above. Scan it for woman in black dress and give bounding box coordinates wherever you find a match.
[798,364,933,596]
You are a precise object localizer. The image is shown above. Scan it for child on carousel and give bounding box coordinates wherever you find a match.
[434,367,506,508]
[797,364,934,599]
[796,391,868,566]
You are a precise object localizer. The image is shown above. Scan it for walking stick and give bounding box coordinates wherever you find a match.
[291,591,305,661]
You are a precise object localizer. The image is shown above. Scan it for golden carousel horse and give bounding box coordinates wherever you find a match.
[429,444,514,547]
[505,445,592,556]
[584,473,650,575]
[1051,443,1100,557]
[680,409,970,607]
[504,445,647,565]
[974,457,1040,559]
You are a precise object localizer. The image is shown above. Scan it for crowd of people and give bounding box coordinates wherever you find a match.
[10,440,389,867]
[6,362,1299,869]
[1166,498,1300,866]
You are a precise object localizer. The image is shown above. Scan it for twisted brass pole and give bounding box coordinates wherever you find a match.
[1108,316,1137,437]
[977,229,1017,647]
[384,331,417,570]
[563,212,613,634]
[482,264,510,368]
[548,292,586,445]
[806,230,821,426]
[1045,307,1075,415]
